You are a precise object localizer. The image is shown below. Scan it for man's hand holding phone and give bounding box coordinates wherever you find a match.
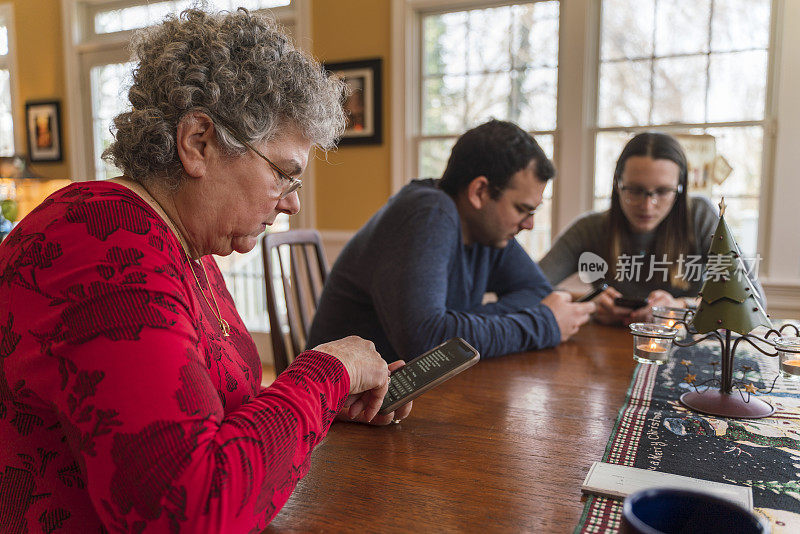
[593,286,637,325]
[541,291,595,342]
[576,282,609,302]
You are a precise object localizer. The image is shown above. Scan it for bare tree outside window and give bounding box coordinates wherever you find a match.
[596,0,772,257]
[89,62,133,180]
[419,1,559,258]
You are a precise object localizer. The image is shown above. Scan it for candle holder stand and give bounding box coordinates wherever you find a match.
[627,198,800,420]
[669,321,800,419]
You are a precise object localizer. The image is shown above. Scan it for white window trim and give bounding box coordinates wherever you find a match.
[0,2,22,153]
[60,0,317,228]
[393,0,800,290]
[552,0,596,233]
[763,0,800,284]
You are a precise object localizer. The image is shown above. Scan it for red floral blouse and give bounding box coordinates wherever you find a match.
[0,182,349,532]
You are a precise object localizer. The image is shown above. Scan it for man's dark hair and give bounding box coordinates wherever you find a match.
[439,120,555,198]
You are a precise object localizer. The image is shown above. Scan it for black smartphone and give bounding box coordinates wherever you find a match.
[577,282,609,302]
[378,337,480,415]
[614,297,648,309]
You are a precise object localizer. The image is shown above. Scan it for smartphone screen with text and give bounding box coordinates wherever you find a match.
[378,337,480,415]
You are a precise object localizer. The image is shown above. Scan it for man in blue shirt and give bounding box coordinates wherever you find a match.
[308,120,595,362]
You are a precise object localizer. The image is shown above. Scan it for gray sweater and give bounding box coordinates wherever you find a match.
[539,197,763,300]
[307,179,560,363]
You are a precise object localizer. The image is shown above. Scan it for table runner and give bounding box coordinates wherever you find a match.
[576,339,800,533]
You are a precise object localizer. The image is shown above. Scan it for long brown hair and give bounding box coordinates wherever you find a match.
[607,132,692,290]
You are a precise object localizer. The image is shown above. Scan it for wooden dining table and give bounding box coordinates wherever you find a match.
[265,323,636,533]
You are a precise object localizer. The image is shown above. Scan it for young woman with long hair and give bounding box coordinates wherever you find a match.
[540,132,763,325]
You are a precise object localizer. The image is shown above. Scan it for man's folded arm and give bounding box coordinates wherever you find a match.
[472,240,554,314]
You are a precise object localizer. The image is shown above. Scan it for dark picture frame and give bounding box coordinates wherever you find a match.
[25,100,63,163]
[324,58,382,146]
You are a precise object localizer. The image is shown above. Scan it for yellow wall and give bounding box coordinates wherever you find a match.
[4,0,390,225]
[312,0,391,230]
[10,0,69,179]
[6,0,72,217]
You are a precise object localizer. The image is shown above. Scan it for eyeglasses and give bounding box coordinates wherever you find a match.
[211,117,302,199]
[514,203,537,223]
[618,183,682,205]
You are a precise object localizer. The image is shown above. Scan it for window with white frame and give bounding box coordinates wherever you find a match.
[416,0,560,258]
[0,4,15,156]
[594,0,773,258]
[66,0,299,332]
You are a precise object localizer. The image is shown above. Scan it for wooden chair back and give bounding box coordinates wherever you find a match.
[261,229,330,375]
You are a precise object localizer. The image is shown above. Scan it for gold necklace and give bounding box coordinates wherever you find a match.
[110,177,231,337]
[186,254,231,337]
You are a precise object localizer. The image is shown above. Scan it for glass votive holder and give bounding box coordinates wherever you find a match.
[651,306,692,328]
[775,336,800,380]
[651,306,693,338]
[629,323,678,365]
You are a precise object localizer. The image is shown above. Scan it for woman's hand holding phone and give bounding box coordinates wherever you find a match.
[594,288,688,324]
[340,360,413,425]
[314,336,412,425]
[628,289,684,322]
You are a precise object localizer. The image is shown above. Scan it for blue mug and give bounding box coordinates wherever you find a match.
[621,488,769,534]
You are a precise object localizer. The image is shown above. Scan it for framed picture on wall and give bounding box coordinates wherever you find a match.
[324,58,382,146]
[26,100,63,162]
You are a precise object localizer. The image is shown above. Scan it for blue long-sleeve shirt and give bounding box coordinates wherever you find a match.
[307,179,561,362]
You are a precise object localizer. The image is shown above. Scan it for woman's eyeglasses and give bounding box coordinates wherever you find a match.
[211,117,302,199]
[618,183,683,205]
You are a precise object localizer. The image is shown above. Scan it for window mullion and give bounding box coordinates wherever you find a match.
[648,0,658,126]
[463,10,470,132]
[705,0,714,124]
[594,119,767,133]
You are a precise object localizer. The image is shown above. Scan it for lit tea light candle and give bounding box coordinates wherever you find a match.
[629,323,677,365]
[634,339,668,363]
[782,359,800,377]
[776,336,800,381]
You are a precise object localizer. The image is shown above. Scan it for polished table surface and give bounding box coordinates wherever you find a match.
[265,323,636,533]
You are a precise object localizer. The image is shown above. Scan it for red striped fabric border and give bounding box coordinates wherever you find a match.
[576,363,658,533]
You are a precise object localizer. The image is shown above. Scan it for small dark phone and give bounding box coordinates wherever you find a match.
[378,337,480,415]
[614,297,648,309]
[577,283,609,302]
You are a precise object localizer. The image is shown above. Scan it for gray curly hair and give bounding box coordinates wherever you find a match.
[103,8,347,188]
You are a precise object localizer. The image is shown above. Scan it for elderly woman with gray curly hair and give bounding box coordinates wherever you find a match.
[0,8,411,532]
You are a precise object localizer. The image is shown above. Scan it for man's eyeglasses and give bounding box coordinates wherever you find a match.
[211,117,302,199]
[514,204,537,223]
[618,183,682,205]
